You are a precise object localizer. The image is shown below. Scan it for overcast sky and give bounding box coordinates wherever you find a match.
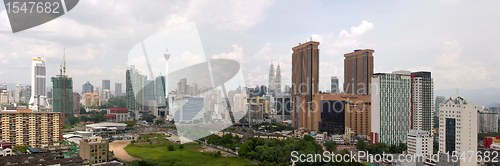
[1,0,499,93]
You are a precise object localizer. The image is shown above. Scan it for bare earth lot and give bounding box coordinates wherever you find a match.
[109,140,140,162]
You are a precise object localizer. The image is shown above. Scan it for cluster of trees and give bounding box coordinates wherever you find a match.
[356,141,407,154]
[251,122,296,132]
[238,135,324,165]
[201,134,242,151]
[99,96,127,109]
[13,145,31,153]
[70,109,108,125]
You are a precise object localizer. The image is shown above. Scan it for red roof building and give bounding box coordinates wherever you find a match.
[104,114,117,120]
[109,108,129,114]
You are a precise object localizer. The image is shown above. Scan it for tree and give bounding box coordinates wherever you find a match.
[389,144,398,153]
[324,141,337,152]
[356,140,366,151]
[155,119,165,125]
[124,121,136,127]
[69,118,80,125]
[167,144,174,151]
[13,145,30,153]
[179,144,184,149]
[80,106,86,114]
[303,135,315,142]
[63,125,73,129]
[145,114,155,123]
[398,143,407,153]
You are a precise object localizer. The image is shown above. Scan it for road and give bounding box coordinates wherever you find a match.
[109,140,140,162]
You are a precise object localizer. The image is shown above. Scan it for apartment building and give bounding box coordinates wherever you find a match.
[0,109,62,147]
[80,137,109,164]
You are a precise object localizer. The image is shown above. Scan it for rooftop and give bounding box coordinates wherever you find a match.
[86,122,126,128]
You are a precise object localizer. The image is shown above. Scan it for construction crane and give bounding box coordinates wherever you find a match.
[60,48,66,125]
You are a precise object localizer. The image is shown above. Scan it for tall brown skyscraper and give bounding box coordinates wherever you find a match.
[343,49,374,95]
[291,41,319,128]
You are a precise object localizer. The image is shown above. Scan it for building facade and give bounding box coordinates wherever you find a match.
[82,81,94,94]
[331,76,339,93]
[106,108,130,122]
[73,92,80,115]
[29,57,48,107]
[301,93,371,136]
[115,82,122,96]
[478,107,498,133]
[51,76,73,124]
[411,71,433,134]
[438,93,477,165]
[0,109,62,147]
[102,80,110,91]
[343,49,374,95]
[291,41,320,128]
[407,130,433,158]
[82,93,101,107]
[79,138,109,164]
[435,96,446,116]
[371,71,411,145]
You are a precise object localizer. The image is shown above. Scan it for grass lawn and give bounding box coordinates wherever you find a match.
[125,134,256,166]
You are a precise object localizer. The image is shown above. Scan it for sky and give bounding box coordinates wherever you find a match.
[1,0,499,93]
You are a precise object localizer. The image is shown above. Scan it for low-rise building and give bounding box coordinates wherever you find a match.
[0,152,86,165]
[345,127,355,144]
[106,108,130,122]
[0,141,12,156]
[331,134,345,144]
[80,137,109,164]
[407,130,433,158]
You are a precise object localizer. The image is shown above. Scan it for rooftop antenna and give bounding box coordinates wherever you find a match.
[310,36,312,41]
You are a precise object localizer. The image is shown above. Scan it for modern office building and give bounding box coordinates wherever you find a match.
[411,71,433,134]
[102,80,110,91]
[371,71,412,145]
[291,41,320,128]
[407,130,433,158]
[82,81,94,94]
[276,93,292,120]
[51,75,74,124]
[115,82,122,96]
[79,138,109,164]
[435,96,446,116]
[73,92,81,115]
[343,49,374,95]
[438,92,477,165]
[0,109,63,147]
[29,57,48,107]
[25,86,31,103]
[478,107,498,133]
[331,76,339,93]
[301,93,371,135]
[82,93,101,107]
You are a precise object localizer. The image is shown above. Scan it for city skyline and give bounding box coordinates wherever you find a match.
[1,1,499,93]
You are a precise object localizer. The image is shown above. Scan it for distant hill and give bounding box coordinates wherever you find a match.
[435,88,500,107]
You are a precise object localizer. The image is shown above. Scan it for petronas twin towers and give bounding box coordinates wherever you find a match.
[268,62,281,97]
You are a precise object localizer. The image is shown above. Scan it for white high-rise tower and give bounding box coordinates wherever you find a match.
[29,57,48,109]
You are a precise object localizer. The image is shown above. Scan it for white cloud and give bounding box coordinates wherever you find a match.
[211,44,245,63]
